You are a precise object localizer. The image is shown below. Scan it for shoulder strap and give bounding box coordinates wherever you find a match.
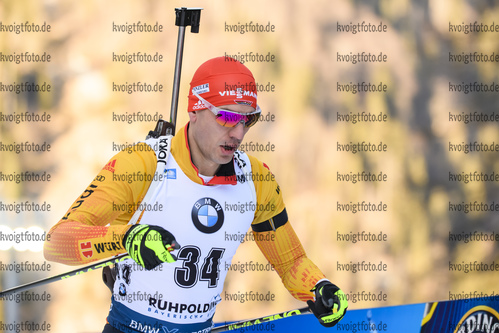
[234,150,257,205]
[127,134,172,226]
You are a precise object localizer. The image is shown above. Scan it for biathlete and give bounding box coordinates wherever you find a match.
[44,56,347,333]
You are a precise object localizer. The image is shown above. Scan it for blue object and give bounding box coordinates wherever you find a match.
[214,296,499,332]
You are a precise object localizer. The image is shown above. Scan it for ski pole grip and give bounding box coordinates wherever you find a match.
[175,7,202,33]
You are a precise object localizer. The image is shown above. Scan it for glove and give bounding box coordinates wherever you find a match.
[307,280,348,327]
[123,224,180,270]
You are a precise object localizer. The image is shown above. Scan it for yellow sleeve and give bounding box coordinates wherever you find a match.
[43,143,157,265]
[248,156,326,302]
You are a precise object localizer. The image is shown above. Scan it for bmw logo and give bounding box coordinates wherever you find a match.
[119,283,126,296]
[191,198,224,233]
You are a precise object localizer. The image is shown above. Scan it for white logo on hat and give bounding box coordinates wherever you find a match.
[219,90,257,99]
[192,83,210,94]
[193,100,205,110]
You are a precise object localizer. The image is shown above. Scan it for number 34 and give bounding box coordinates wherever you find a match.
[174,246,225,288]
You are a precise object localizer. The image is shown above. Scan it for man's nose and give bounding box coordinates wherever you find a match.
[229,121,246,141]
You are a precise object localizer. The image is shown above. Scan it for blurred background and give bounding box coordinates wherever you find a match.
[1,0,498,332]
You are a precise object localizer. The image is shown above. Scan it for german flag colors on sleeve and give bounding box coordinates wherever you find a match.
[248,155,327,302]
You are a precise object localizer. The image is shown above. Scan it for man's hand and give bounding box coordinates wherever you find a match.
[307,280,348,327]
[123,224,180,270]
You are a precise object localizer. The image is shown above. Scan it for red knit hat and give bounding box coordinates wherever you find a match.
[188,56,258,111]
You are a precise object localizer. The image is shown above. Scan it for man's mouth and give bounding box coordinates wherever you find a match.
[221,143,238,153]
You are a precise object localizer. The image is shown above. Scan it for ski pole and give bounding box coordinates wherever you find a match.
[211,306,311,332]
[0,254,130,298]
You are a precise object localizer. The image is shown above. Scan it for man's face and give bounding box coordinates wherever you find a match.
[188,103,255,174]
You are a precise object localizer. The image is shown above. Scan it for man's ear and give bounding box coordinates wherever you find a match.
[188,111,197,123]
